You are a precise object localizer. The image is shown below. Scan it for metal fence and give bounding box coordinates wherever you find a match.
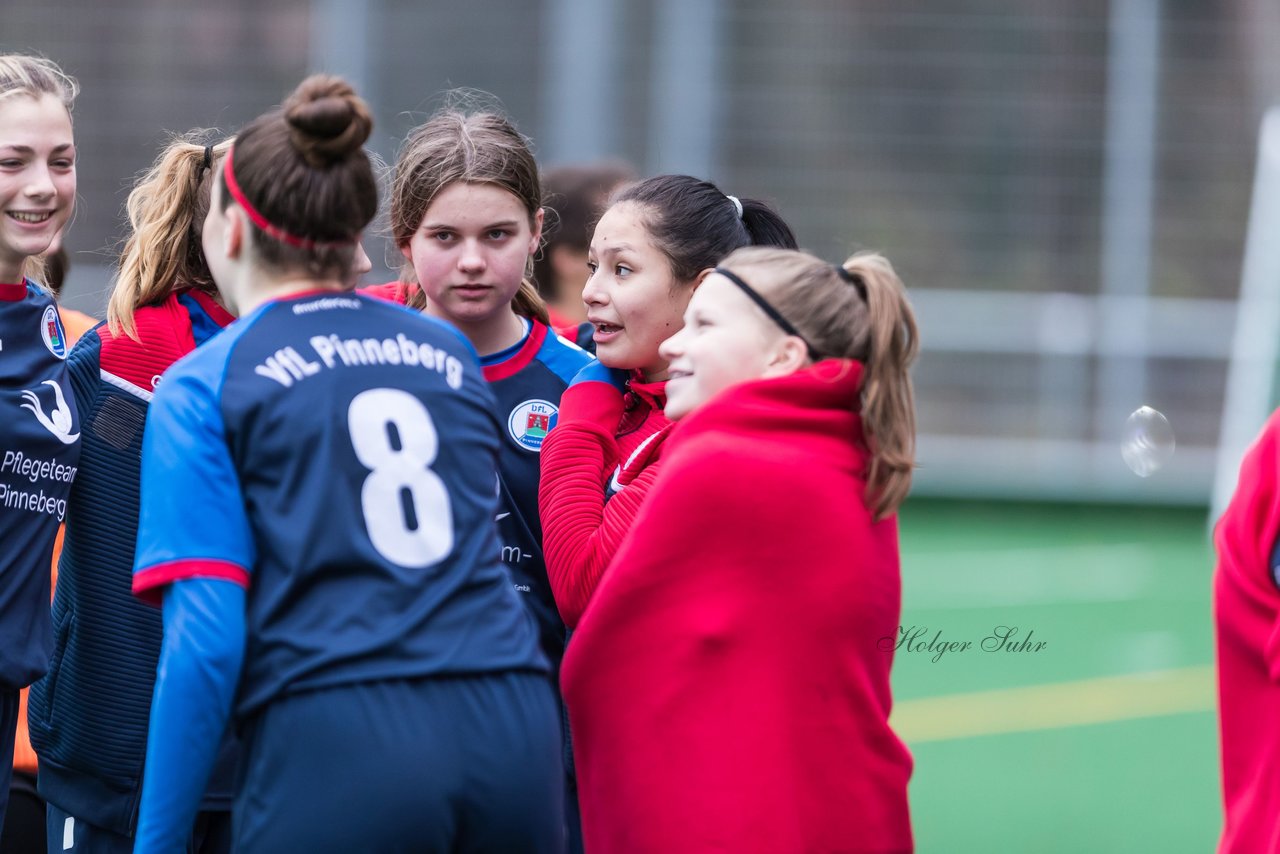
[6,0,1271,504]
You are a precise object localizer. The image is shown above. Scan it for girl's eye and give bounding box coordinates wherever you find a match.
[487,229,509,240]
[615,265,632,277]
[0,159,22,169]
[432,232,455,242]
[586,261,598,275]
[52,159,74,170]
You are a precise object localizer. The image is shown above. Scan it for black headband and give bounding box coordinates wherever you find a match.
[202,145,213,171]
[713,267,822,361]
[834,265,868,301]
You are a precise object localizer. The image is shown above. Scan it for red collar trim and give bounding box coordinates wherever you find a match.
[483,321,547,382]
[358,281,412,306]
[0,280,27,302]
[181,288,236,327]
[627,372,667,408]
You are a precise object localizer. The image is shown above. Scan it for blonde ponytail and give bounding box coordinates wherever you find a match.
[843,253,918,520]
[108,135,230,339]
[718,246,920,520]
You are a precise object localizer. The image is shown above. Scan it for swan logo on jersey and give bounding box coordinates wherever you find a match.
[20,380,79,444]
[507,399,556,452]
[41,305,67,359]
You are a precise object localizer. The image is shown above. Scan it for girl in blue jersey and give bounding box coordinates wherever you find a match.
[131,75,562,854]
[373,104,591,851]
[0,54,80,838]
[25,133,240,854]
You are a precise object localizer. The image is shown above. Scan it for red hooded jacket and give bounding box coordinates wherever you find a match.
[1215,407,1280,854]
[562,360,914,854]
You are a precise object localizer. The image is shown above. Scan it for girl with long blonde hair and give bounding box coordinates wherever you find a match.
[27,132,241,853]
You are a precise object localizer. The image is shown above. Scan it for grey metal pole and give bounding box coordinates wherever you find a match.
[647,0,723,178]
[309,0,371,95]
[540,0,623,164]
[1096,0,1160,454]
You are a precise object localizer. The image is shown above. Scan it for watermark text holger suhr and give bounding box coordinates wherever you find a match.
[879,625,1047,663]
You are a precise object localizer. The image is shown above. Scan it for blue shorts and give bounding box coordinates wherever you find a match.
[233,671,564,853]
[45,804,231,854]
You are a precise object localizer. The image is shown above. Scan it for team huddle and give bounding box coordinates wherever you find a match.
[2,55,920,853]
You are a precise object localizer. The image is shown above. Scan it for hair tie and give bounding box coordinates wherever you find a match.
[715,266,823,361]
[222,146,354,251]
[835,265,868,301]
[202,145,213,172]
[726,194,743,220]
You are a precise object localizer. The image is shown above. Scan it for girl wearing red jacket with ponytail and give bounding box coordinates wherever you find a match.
[563,246,919,853]
[539,175,795,629]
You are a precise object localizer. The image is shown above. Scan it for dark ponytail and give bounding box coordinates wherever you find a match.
[612,175,796,285]
[739,197,797,253]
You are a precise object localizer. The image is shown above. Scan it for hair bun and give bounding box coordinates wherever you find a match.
[283,74,373,167]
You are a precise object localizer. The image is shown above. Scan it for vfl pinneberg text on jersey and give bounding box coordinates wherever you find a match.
[253,330,467,390]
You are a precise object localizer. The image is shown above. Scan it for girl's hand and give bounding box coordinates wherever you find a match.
[552,361,630,430]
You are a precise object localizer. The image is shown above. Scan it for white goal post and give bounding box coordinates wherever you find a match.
[1212,107,1280,522]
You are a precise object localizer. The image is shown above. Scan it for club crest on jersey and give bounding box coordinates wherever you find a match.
[41,305,67,359]
[508,399,556,452]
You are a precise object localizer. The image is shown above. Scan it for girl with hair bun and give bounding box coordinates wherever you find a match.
[539,174,797,629]
[0,51,80,838]
[131,76,561,854]
[25,131,240,854]
[563,246,918,853]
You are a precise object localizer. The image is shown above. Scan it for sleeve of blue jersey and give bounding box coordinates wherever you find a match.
[539,327,595,384]
[63,319,103,396]
[133,578,245,854]
[133,352,255,604]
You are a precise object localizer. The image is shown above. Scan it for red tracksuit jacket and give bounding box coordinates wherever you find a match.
[562,360,914,853]
[1215,407,1280,854]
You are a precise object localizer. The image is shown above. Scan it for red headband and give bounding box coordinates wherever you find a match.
[222,146,354,251]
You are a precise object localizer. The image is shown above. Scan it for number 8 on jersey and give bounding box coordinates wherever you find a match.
[348,387,453,568]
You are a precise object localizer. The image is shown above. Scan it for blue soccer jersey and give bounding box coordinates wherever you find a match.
[482,319,591,669]
[132,291,546,718]
[0,281,79,690]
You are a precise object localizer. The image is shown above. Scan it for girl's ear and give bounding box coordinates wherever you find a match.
[692,267,715,290]
[528,207,546,257]
[223,206,245,260]
[763,335,810,378]
[400,241,413,262]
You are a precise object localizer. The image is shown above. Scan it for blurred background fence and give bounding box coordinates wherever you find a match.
[6,0,1278,505]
